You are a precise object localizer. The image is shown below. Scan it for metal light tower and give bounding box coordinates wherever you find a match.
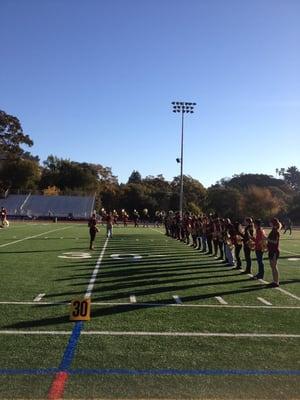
[172,101,196,218]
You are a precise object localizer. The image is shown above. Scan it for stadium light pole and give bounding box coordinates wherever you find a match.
[172,101,196,218]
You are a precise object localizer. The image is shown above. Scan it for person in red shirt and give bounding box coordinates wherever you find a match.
[267,218,281,287]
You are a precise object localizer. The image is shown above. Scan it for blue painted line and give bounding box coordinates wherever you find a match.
[0,368,299,376]
[58,321,84,372]
[0,368,59,375]
[68,368,300,376]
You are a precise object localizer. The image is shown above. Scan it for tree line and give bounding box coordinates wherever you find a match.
[1,109,300,221]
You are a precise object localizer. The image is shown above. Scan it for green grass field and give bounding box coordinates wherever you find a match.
[0,222,299,399]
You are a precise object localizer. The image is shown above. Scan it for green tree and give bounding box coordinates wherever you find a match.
[205,186,243,219]
[0,158,40,191]
[0,110,33,158]
[278,166,300,191]
[127,170,142,184]
[170,175,206,212]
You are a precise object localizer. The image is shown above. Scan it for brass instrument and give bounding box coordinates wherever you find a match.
[236,235,243,246]
[261,239,268,252]
[247,239,256,251]
[226,236,234,250]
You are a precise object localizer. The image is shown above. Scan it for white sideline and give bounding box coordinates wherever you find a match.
[85,238,109,298]
[0,330,299,338]
[0,226,71,248]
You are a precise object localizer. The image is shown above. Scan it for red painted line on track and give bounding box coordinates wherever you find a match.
[48,371,69,400]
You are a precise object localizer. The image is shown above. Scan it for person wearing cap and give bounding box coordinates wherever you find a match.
[267,218,281,287]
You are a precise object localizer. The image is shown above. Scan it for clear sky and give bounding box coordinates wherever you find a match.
[1,0,299,187]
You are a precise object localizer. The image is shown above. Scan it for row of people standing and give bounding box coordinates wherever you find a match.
[164,212,281,288]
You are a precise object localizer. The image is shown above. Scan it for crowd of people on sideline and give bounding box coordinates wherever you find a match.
[164,212,282,288]
[87,208,294,289]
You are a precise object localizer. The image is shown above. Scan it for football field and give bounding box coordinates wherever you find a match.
[0,222,300,399]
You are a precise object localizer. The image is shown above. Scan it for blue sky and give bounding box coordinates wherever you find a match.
[1,0,299,187]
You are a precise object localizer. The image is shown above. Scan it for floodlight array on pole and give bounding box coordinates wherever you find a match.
[171,101,196,218]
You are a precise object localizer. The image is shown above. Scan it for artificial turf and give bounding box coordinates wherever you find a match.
[0,222,299,399]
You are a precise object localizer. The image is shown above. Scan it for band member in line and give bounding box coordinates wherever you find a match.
[233,221,243,270]
[242,217,254,274]
[224,218,235,266]
[267,218,281,287]
[88,212,99,250]
[252,219,267,280]
[121,209,128,227]
[133,209,140,227]
[113,210,119,225]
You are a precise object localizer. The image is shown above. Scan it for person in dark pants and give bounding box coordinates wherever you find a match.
[206,216,213,255]
[88,212,98,250]
[252,219,267,280]
[267,218,281,287]
[242,217,254,274]
[233,221,243,269]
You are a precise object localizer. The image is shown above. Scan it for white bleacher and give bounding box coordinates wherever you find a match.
[0,195,28,215]
[1,194,95,218]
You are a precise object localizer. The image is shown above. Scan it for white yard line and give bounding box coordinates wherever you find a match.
[281,249,300,256]
[33,293,45,302]
[0,301,299,309]
[150,228,164,235]
[173,295,182,305]
[85,238,109,298]
[130,295,137,303]
[247,273,300,302]
[215,296,228,305]
[0,330,299,338]
[257,297,272,306]
[276,287,300,301]
[0,226,71,248]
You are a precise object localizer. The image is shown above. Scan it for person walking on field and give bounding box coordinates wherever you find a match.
[88,212,98,250]
[267,218,281,288]
[283,218,292,235]
[252,219,267,280]
[106,211,114,238]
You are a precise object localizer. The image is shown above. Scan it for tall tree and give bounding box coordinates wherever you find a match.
[127,170,142,184]
[0,110,33,158]
[278,166,300,191]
